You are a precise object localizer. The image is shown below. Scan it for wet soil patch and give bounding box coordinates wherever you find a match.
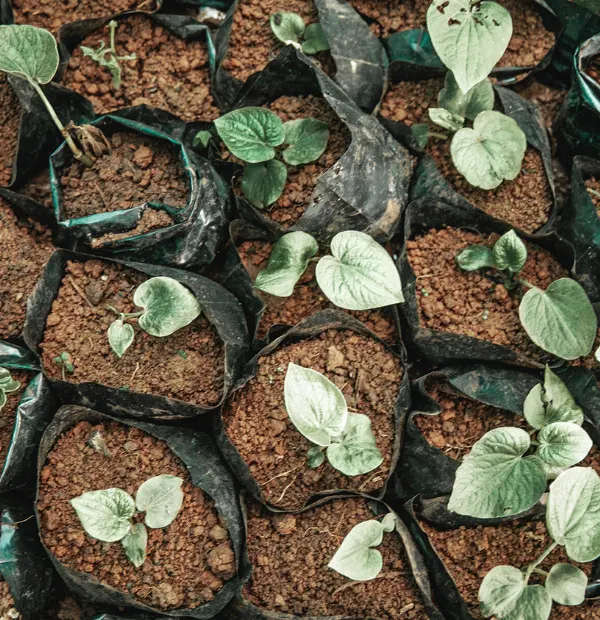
[238,239,397,343]
[380,78,553,233]
[0,371,31,478]
[0,580,20,619]
[37,420,236,611]
[62,15,219,122]
[0,198,54,340]
[406,227,567,361]
[585,176,600,216]
[0,75,21,188]
[514,80,567,130]
[40,259,225,406]
[244,497,426,618]
[222,329,402,510]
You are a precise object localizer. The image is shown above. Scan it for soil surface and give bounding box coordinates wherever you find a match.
[60,131,186,223]
[40,259,225,406]
[16,169,53,209]
[348,0,554,70]
[89,208,174,248]
[0,370,31,474]
[421,518,598,619]
[406,227,567,361]
[380,77,553,233]
[38,420,236,610]
[585,176,600,216]
[237,239,397,343]
[221,0,335,83]
[0,75,21,188]
[223,329,402,510]
[62,15,219,122]
[244,497,426,618]
[0,580,20,619]
[0,198,54,340]
[514,79,568,130]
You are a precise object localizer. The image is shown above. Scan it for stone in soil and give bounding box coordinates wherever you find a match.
[0,75,21,188]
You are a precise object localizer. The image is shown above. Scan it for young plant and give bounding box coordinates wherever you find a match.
[81,20,137,90]
[455,229,597,360]
[0,368,20,411]
[448,365,591,519]
[253,230,404,311]
[270,12,330,54]
[52,352,75,380]
[284,363,383,475]
[70,474,184,568]
[107,276,201,358]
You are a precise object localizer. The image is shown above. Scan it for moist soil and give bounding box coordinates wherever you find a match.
[406,227,567,361]
[16,169,53,209]
[62,15,219,122]
[380,77,553,233]
[0,75,21,188]
[0,580,20,619]
[223,95,351,228]
[0,198,54,340]
[0,370,32,475]
[37,420,236,611]
[222,329,402,510]
[348,0,554,70]
[40,259,225,406]
[237,239,397,343]
[421,518,599,620]
[585,176,600,216]
[514,79,568,130]
[221,0,335,83]
[244,497,426,618]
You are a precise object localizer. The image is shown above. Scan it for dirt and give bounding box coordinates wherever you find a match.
[348,0,554,70]
[62,15,219,122]
[16,169,53,209]
[223,329,402,510]
[585,176,600,216]
[0,75,21,188]
[60,131,186,224]
[244,497,426,618]
[380,77,553,233]
[40,259,225,407]
[586,57,600,84]
[514,80,568,130]
[90,208,174,248]
[0,580,20,619]
[0,370,31,475]
[406,227,568,361]
[237,239,397,343]
[0,198,54,340]
[421,518,599,619]
[221,0,335,83]
[38,420,236,611]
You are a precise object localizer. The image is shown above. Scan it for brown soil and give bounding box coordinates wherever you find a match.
[571,328,600,376]
[380,78,553,233]
[90,208,173,248]
[0,198,54,340]
[62,15,219,122]
[585,176,600,216]
[221,0,335,83]
[0,75,21,188]
[237,239,397,343]
[223,329,402,510]
[406,227,567,361]
[421,519,599,619]
[348,0,554,70]
[40,259,225,406]
[16,169,53,209]
[514,80,567,129]
[60,131,186,223]
[38,420,236,611]
[0,580,20,619]
[586,57,600,84]
[244,497,426,618]
[0,370,31,473]
[10,0,158,34]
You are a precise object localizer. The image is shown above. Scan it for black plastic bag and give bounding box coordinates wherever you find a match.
[23,249,249,420]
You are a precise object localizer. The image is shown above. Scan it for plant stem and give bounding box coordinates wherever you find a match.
[429,131,449,141]
[109,20,118,53]
[518,278,538,290]
[523,541,558,584]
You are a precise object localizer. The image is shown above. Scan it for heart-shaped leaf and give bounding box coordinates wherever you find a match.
[270,12,305,45]
[479,565,525,617]
[282,118,329,165]
[503,585,552,620]
[545,563,587,606]
[193,130,212,148]
[70,488,135,542]
[136,474,184,529]
[241,160,287,208]
[429,107,464,132]
[0,368,20,395]
[307,446,325,468]
[108,319,134,358]
[456,245,496,271]
[381,512,396,533]
[493,230,527,273]
[536,422,592,468]
[0,24,59,84]
[302,23,330,54]
[439,72,494,121]
[121,522,147,568]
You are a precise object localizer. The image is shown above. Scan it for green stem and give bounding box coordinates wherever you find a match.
[429,131,449,141]
[108,20,118,54]
[121,311,144,319]
[532,568,549,577]
[518,278,538,291]
[523,542,558,584]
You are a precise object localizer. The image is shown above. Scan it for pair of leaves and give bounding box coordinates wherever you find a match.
[0,24,59,84]
[284,363,383,476]
[269,12,330,54]
[0,367,20,411]
[456,230,527,274]
[254,230,404,311]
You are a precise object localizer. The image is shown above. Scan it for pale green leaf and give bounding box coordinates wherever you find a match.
[439,72,494,121]
[0,391,6,411]
[429,107,464,132]
[121,523,147,568]
[327,413,383,476]
[493,230,527,274]
[270,12,305,45]
[381,512,396,533]
[307,446,325,468]
[503,585,552,620]
[328,520,386,581]
[193,130,212,148]
[241,160,287,209]
[596,345,600,362]
[479,565,525,617]
[536,422,592,468]
[302,23,330,54]
[456,245,496,271]
[108,319,134,358]
[524,383,546,430]
[0,24,59,84]
[70,488,135,542]
[545,563,587,606]
[0,368,20,394]
[136,474,184,529]
[282,118,329,165]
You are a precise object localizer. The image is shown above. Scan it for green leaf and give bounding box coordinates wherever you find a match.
[70,488,135,542]
[108,319,134,358]
[284,363,348,446]
[241,160,287,209]
[254,231,318,297]
[545,563,587,606]
[121,523,147,568]
[282,118,329,165]
[328,520,386,581]
[438,72,494,121]
[302,23,330,54]
[547,467,600,562]
[0,391,6,411]
[503,585,552,620]
[456,245,496,271]
[426,0,512,93]
[519,278,597,361]
[411,123,430,149]
[429,107,464,132]
[270,12,305,46]
[536,422,592,468]
[492,230,527,274]
[326,413,383,476]
[316,231,404,311]
[136,474,184,529]
[133,276,201,338]
[307,446,325,468]
[451,111,527,190]
[0,368,20,394]
[447,427,547,518]
[381,512,396,533]
[479,565,525,617]
[193,130,212,148]
[214,107,284,163]
[0,25,59,84]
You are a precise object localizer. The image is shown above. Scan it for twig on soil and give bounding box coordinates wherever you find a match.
[92,180,109,209]
[275,468,303,504]
[130,362,140,384]
[68,277,97,310]
[261,462,305,487]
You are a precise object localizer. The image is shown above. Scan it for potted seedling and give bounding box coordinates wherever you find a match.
[269,12,330,54]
